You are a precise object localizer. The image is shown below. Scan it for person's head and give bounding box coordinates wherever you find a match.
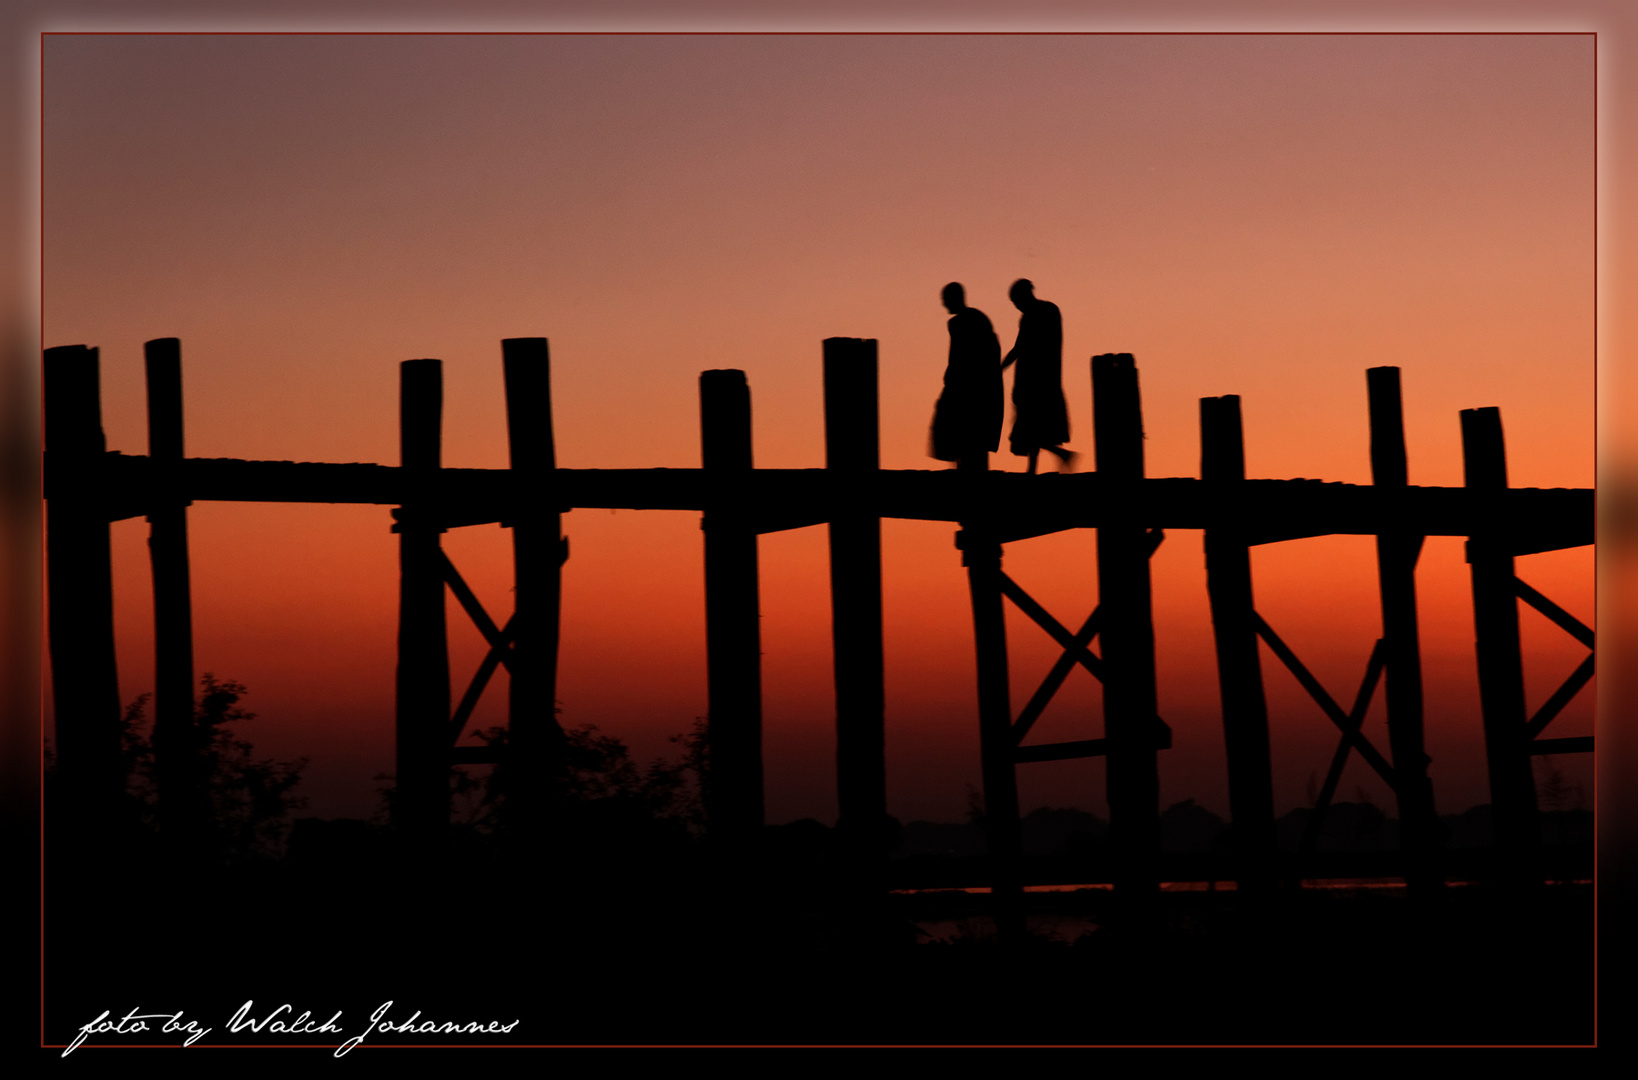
[941,282,965,313]
[1009,278,1035,309]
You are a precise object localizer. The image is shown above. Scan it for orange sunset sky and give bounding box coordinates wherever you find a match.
[42,33,1594,824]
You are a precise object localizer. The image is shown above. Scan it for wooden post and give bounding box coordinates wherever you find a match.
[502,338,567,838]
[962,516,1024,943]
[1367,366,1440,892]
[700,370,764,850]
[1093,353,1161,899]
[823,338,888,869]
[394,358,450,832]
[1461,406,1540,876]
[43,345,124,847]
[943,389,1024,943]
[1200,394,1276,893]
[144,338,200,847]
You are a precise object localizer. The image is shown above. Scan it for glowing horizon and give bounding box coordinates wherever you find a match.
[44,32,1594,825]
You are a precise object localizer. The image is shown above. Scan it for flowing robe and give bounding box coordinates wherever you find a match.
[1005,298,1069,456]
[929,307,1003,463]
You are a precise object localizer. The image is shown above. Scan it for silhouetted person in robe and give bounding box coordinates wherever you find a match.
[1000,279,1073,474]
[929,282,1002,468]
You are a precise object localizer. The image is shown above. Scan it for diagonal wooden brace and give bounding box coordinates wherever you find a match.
[448,613,518,745]
[1514,576,1594,648]
[1011,606,1102,743]
[1253,612,1398,790]
[1301,638,1389,852]
[439,549,512,654]
[1523,652,1595,741]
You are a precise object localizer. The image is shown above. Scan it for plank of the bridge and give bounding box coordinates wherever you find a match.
[85,455,1592,554]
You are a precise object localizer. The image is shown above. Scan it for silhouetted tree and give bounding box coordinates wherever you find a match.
[453,717,709,848]
[117,674,308,863]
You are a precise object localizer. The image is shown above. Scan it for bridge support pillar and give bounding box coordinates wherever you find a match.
[144,338,203,850]
[503,338,567,839]
[44,345,124,855]
[394,358,452,832]
[701,370,765,854]
[1367,366,1441,894]
[1201,394,1276,894]
[824,338,890,903]
[1093,353,1161,901]
[1461,406,1541,882]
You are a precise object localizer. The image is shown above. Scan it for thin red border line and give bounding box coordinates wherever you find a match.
[32,30,1602,36]
[38,27,1598,1055]
[1591,24,1600,1053]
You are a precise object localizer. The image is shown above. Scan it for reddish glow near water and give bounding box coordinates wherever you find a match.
[44,34,1593,824]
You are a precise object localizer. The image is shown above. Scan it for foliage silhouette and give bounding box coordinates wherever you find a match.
[115,673,307,863]
[450,717,710,854]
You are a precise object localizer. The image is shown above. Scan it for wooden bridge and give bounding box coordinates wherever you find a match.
[44,336,1593,935]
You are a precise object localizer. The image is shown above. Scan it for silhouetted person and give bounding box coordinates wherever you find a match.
[929,282,1002,468]
[1000,279,1073,474]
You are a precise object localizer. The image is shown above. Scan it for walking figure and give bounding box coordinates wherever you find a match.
[929,282,1002,468]
[1000,279,1073,474]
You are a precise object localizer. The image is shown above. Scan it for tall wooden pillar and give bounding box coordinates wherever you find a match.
[43,345,124,844]
[1366,367,1440,892]
[700,370,764,849]
[964,519,1023,942]
[394,358,451,832]
[1461,406,1540,873]
[503,338,567,836]
[144,338,200,846]
[1201,394,1276,893]
[1093,353,1161,898]
[822,338,888,867]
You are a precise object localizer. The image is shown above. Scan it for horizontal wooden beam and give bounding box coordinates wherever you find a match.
[50,452,1592,550]
[1016,738,1108,763]
[1529,735,1593,755]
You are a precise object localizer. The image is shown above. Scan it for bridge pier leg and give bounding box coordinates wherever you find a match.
[394,358,451,833]
[700,370,765,854]
[960,453,1025,945]
[144,338,202,851]
[823,338,889,904]
[44,345,124,854]
[1367,367,1441,895]
[503,338,567,839]
[1200,394,1276,894]
[1461,406,1540,882]
[1093,353,1161,901]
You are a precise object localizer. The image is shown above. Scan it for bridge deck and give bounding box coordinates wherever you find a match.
[55,451,1593,554]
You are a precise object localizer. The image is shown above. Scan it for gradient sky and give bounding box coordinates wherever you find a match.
[43,32,1594,824]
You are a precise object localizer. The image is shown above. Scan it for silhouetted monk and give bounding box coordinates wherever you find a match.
[1000,279,1073,474]
[929,282,1002,467]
